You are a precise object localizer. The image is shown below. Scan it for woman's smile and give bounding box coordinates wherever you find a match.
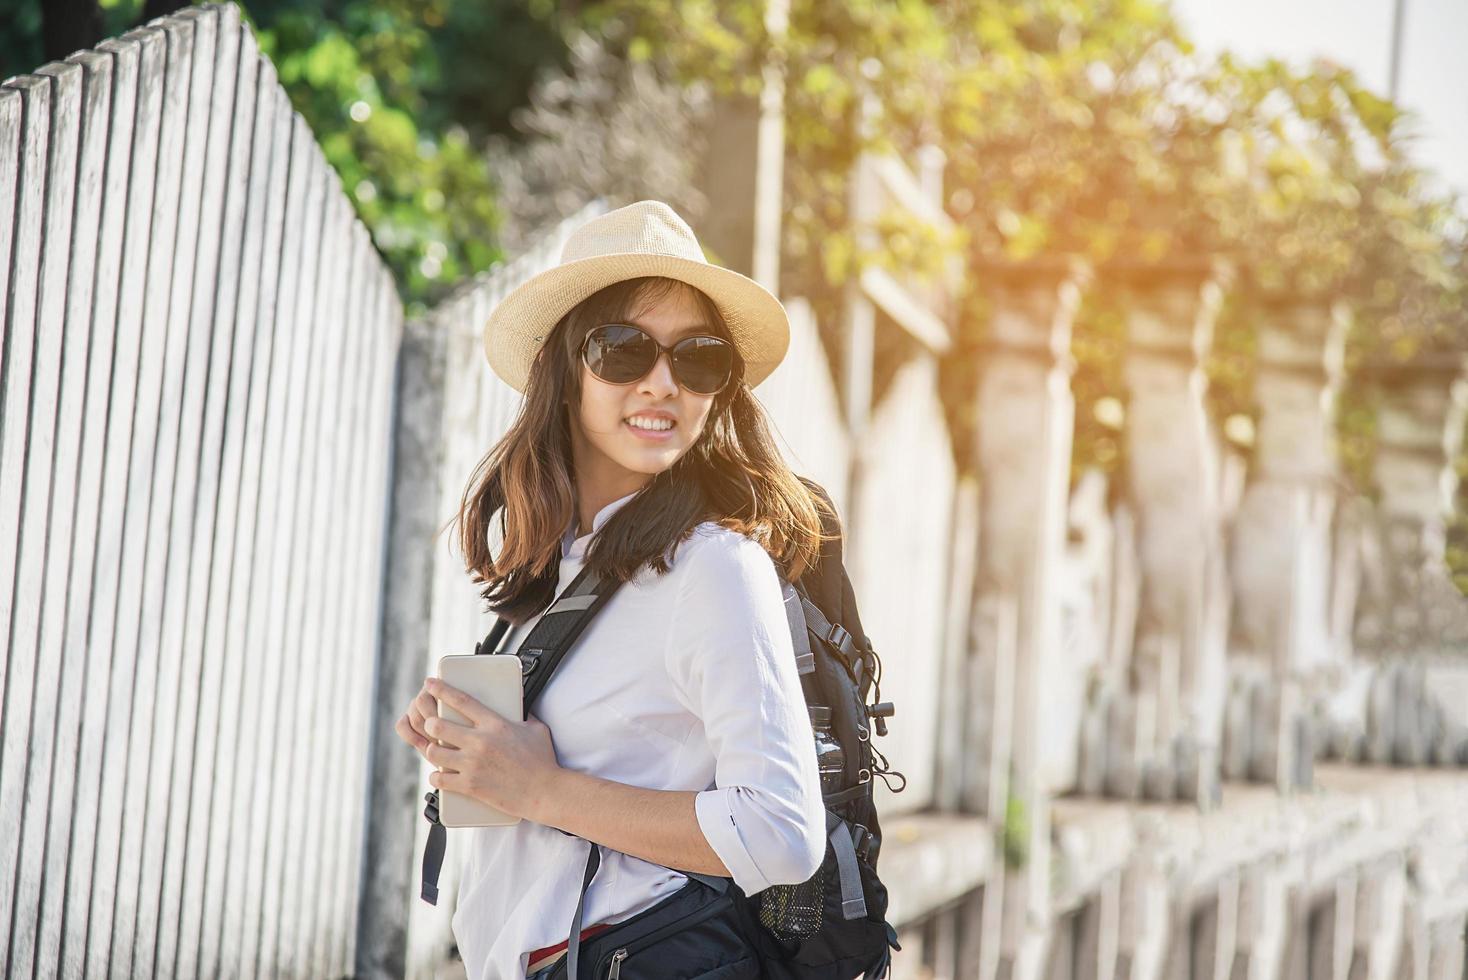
[624,415,679,442]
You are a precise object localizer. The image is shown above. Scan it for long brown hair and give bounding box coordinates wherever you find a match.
[445,276,838,625]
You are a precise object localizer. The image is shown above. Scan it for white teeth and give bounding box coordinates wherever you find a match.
[626,416,674,431]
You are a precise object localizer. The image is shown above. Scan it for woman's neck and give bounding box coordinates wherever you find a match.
[575,481,648,539]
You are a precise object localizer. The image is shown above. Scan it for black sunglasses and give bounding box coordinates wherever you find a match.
[580,323,738,395]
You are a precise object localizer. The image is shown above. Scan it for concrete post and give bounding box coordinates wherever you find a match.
[1113,260,1232,804]
[1353,356,1468,661]
[1350,355,1468,765]
[966,258,1089,980]
[1227,296,1347,789]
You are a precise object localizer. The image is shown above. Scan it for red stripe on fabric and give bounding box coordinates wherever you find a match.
[527,921,613,966]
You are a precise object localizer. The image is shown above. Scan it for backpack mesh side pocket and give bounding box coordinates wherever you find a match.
[756,861,829,940]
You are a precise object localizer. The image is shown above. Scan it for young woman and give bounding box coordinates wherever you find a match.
[393,200,837,980]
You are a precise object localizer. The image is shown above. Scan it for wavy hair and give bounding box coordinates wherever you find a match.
[444,276,838,625]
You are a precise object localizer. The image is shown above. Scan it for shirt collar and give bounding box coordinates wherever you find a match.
[561,489,641,560]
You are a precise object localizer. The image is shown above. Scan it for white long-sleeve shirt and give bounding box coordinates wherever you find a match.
[450,489,827,980]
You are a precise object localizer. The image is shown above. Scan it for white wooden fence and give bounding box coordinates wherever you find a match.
[0,5,400,977]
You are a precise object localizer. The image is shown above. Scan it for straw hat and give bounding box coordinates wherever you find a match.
[482,200,791,394]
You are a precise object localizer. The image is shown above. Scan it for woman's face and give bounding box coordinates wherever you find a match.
[567,284,721,495]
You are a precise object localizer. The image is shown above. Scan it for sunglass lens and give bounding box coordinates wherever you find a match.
[585,325,656,384]
[672,337,734,394]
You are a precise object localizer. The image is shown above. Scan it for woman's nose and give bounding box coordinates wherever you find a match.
[638,349,680,395]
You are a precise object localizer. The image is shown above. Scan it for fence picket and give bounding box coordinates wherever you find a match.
[0,71,54,980]
[34,47,115,978]
[106,14,201,975]
[213,69,295,980]
[151,8,242,976]
[7,58,82,980]
[234,107,312,978]
[71,31,156,979]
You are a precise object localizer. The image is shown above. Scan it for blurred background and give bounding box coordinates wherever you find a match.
[1,1,1466,978]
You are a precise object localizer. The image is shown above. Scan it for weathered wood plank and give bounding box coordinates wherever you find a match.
[273,160,340,974]
[314,190,361,977]
[174,14,261,978]
[126,10,220,977]
[330,209,396,979]
[227,102,311,980]
[0,71,53,979]
[33,47,115,979]
[0,86,20,378]
[13,56,85,980]
[274,169,348,976]
[71,30,156,980]
[257,137,329,972]
[210,71,291,979]
[336,225,389,977]
[5,59,81,980]
[151,8,241,977]
[308,215,370,979]
[105,14,198,976]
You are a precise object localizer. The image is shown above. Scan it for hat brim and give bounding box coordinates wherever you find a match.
[482,252,791,394]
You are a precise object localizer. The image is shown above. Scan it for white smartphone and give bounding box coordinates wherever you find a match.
[435,654,524,827]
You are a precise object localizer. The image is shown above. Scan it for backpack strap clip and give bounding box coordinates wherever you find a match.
[851,822,873,863]
[421,791,445,905]
[517,648,544,677]
[825,622,857,661]
[799,594,861,675]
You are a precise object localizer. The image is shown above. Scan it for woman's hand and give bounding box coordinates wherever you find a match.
[394,680,441,754]
[397,677,565,821]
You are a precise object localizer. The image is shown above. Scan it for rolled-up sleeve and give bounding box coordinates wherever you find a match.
[664,529,827,895]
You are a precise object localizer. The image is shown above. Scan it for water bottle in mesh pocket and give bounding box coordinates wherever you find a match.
[757,863,828,939]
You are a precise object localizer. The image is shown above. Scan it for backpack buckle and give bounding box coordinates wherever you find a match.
[517,649,543,677]
[852,823,873,863]
[825,623,858,664]
[423,790,440,824]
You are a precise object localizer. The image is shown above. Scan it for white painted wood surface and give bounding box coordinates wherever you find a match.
[0,7,397,976]
[34,46,113,980]
[0,73,50,979]
[8,56,81,980]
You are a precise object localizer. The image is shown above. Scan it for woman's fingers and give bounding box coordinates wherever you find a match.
[395,715,425,756]
[425,678,497,727]
[412,687,438,725]
[425,740,461,768]
[423,714,475,748]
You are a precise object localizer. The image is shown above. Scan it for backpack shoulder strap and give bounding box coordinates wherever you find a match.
[794,478,874,678]
[474,616,511,655]
[515,564,626,716]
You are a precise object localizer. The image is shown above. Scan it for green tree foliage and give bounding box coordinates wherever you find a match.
[2,0,576,315]
[245,0,566,314]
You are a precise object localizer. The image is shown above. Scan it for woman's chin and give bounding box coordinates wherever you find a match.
[616,446,684,474]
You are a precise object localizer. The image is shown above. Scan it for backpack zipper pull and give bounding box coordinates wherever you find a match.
[608,947,628,978]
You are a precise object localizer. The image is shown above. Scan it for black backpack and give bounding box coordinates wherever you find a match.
[420,478,905,978]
